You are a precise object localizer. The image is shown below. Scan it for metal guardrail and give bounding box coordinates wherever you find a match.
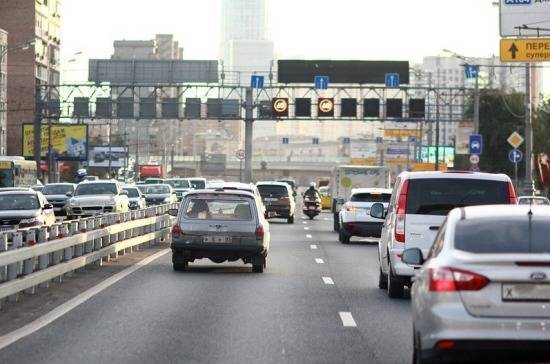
[0,203,179,307]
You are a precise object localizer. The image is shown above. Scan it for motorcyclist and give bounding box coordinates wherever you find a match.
[303,182,321,201]
[74,168,87,183]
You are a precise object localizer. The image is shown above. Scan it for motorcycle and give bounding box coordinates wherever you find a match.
[302,195,322,220]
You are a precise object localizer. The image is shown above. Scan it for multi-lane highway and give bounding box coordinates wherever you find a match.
[0,211,412,364]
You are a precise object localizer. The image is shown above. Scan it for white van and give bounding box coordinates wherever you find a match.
[372,171,517,298]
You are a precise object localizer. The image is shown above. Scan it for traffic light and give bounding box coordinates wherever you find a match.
[386,99,403,118]
[364,98,380,118]
[340,98,357,117]
[295,98,311,117]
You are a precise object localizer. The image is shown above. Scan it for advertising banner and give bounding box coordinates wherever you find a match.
[456,121,475,155]
[88,146,129,168]
[22,124,88,161]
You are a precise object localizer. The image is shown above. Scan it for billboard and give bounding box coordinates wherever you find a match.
[23,124,88,161]
[455,121,475,155]
[421,146,455,167]
[88,146,129,168]
[500,0,550,37]
[277,60,410,84]
[351,140,378,159]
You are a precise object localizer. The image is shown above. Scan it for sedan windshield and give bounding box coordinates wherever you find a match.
[75,183,117,196]
[123,188,140,198]
[144,185,170,194]
[43,184,74,195]
[0,194,39,210]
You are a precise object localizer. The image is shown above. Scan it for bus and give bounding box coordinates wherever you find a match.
[0,157,37,188]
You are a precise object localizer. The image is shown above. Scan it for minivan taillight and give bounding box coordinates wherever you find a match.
[508,182,517,204]
[255,225,265,240]
[429,267,489,292]
[395,180,409,243]
[172,224,182,238]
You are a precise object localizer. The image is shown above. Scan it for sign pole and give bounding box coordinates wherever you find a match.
[33,85,42,180]
[515,160,518,192]
[244,88,254,183]
[525,63,534,193]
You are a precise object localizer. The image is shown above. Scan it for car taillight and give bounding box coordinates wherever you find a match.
[255,225,264,240]
[429,267,489,292]
[508,182,517,204]
[171,224,182,238]
[394,180,409,243]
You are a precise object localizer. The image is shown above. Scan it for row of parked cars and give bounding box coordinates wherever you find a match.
[346,170,550,363]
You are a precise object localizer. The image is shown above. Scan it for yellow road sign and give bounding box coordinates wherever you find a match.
[500,38,550,62]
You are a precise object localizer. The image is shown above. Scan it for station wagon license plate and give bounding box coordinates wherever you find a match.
[502,284,550,301]
[203,235,232,244]
[265,198,278,202]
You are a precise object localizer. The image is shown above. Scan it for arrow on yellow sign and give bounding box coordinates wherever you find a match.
[500,38,550,62]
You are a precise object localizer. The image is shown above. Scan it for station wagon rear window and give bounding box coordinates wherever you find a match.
[350,193,391,203]
[184,198,254,221]
[406,179,509,216]
[455,217,550,254]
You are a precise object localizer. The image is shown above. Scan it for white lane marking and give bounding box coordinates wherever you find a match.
[302,221,307,225]
[306,234,312,239]
[315,258,325,264]
[310,244,318,250]
[323,218,329,221]
[339,312,357,327]
[322,277,335,285]
[304,227,310,231]
[0,249,170,351]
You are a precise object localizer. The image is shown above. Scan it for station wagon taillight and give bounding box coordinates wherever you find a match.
[255,225,265,240]
[429,267,489,292]
[395,180,409,243]
[171,224,182,238]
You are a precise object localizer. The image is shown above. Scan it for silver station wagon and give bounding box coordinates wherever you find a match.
[170,189,270,273]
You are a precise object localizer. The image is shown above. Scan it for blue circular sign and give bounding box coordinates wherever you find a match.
[508,149,523,163]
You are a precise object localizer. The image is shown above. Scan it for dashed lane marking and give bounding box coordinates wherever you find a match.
[304,227,310,231]
[315,258,325,264]
[306,234,312,239]
[339,312,357,327]
[322,277,335,285]
[310,244,318,250]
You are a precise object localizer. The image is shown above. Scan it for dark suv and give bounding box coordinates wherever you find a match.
[256,181,295,224]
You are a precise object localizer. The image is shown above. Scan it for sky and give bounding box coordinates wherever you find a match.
[60,0,520,84]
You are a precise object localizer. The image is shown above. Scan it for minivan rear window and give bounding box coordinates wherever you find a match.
[406,178,509,216]
[455,217,550,254]
[257,185,287,197]
[351,193,391,203]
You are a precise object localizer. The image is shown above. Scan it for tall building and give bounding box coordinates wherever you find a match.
[220,0,274,84]
[0,0,61,156]
[0,28,7,155]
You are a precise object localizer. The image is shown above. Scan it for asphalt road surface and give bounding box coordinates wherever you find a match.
[0,211,412,364]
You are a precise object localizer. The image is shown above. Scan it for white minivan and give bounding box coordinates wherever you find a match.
[371,171,517,298]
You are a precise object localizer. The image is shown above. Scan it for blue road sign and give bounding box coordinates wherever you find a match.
[250,75,264,89]
[464,65,479,79]
[312,137,320,145]
[469,134,483,155]
[385,73,400,88]
[343,137,351,144]
[314,76,329,90]
[509,149,523,163]
[375,137,384,144]
[282,137,289,145]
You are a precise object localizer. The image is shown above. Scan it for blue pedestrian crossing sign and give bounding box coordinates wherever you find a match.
[385,73,400,88]
[314,76,329,90]
[469,134,482,155]
[250,75,264,89]
[464,65,479,79]
[509,149,523,164]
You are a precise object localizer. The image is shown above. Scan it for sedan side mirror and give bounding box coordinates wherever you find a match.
[65,192,73,197]
[168,208,178,217]
[43,203,53,210]
[402,248,424,266]
[370,203,386,219]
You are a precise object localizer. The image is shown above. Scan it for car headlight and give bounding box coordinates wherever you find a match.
[20,217,41,225]
[69,199,79,206]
